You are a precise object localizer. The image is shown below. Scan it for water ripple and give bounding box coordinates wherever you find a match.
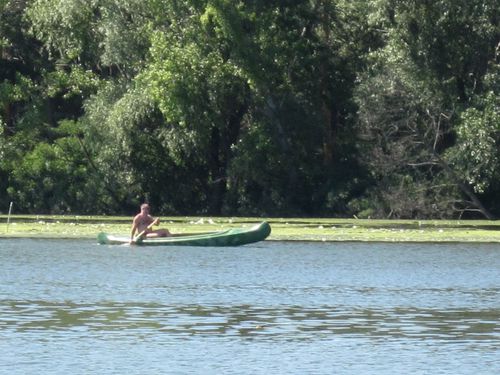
[1,300,499,342]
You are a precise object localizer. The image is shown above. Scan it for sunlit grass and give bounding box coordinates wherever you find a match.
[1,215,500,242]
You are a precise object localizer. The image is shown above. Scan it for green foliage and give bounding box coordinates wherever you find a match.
[6,120,98,213]
[26,0,98,62]
[354,0,499,218]
[44,67,101,99]
[449,91,500,193]
[369,0,498,103]
[1,0,499,218]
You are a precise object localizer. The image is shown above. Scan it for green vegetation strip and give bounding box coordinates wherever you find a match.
[1,215,500,242]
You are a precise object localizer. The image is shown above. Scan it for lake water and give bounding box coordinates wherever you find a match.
[1,239,499,374]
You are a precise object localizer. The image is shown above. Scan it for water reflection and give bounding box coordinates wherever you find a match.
[1,300,499,342]
[2,241,500,374]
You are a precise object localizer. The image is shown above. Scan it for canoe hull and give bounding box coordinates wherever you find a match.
[97,221,271,247]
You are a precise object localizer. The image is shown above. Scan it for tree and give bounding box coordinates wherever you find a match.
[169,0,374,215]
[447,61,500,216]
[354,0,499,218]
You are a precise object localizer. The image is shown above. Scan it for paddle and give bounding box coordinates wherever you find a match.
[131,218,158,244]
[6,201,13,233]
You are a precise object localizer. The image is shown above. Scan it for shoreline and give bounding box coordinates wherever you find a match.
[1,215,500,243]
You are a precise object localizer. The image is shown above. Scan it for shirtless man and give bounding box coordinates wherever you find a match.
[130,203,170,241]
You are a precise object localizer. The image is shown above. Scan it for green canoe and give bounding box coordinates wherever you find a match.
[97,221,271,247]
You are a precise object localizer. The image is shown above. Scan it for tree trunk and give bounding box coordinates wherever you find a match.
[318,0,335,168]
[436,153,495,219]
[321,98,336,167]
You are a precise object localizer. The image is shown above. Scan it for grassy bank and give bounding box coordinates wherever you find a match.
[1,215,500,242]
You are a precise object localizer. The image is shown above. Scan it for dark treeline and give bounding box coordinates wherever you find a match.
[0,0,498,218]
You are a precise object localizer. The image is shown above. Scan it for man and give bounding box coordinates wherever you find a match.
[130,203,170,241]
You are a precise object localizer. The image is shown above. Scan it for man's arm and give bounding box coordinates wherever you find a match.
[130,216,139,240]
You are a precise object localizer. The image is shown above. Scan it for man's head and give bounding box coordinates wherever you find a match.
[140,203,150,213]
